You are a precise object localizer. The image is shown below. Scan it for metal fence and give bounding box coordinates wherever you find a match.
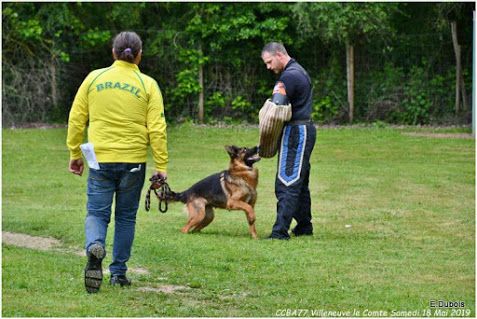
[2,32,473,127]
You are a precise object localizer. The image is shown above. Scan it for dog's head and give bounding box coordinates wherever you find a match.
[225,145,261,168]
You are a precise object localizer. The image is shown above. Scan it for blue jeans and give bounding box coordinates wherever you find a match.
[85,163,146,276]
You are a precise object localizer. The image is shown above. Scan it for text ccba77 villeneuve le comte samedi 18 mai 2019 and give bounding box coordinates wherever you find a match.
[275,300,471,317]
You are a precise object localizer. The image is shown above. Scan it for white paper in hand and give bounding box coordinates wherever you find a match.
[80,143,100,170]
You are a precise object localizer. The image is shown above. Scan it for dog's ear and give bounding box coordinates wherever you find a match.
[225,145,239,158]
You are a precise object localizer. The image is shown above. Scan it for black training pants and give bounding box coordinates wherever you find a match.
[271,122,316,239]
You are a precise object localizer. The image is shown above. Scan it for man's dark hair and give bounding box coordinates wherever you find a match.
[113,31,142,63]
[262,42,288,56]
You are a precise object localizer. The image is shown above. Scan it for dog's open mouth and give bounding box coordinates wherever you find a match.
[245,153,261,167]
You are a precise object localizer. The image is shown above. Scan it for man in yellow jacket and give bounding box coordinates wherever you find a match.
[66,31,167,293]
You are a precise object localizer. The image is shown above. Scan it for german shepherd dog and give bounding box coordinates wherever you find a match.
[169,145,261,239]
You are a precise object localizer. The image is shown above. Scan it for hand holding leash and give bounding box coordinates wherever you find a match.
[145,173,171,213]
[150,172,167,188]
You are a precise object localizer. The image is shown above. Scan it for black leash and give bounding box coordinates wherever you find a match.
[145,175,171,213]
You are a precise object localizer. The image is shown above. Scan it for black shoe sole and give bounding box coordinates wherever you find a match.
[110,279,132,287]
[293,232,313,237]
[84,244,106,294]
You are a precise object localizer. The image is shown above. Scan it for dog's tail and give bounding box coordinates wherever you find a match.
[167,190,188,204]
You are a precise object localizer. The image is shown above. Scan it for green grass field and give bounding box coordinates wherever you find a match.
[2,124,475,317]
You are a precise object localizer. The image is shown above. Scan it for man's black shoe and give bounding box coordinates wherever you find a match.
[110,275,132,287]
[84,243,106,294]
[292,230,313,237]
[265,234,290,240]
[292,225,313,237]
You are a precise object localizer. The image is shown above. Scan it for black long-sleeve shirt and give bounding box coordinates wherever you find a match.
[275,58,313,121]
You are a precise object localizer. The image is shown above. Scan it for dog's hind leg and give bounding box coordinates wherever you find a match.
[194,205,215,232]
[181,198,207,234]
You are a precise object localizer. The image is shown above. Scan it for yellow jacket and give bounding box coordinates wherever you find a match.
[67,60,168,172]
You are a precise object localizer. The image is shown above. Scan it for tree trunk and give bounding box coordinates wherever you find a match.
[460,72,468,111]
[346,41,354,123]
[198,44,204,124]
[50,59,58,109]
[198,50,204,124]
[451,21,468,113]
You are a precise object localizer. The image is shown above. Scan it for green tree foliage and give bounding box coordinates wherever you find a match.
[2,3,82,124]
[292,2,399,122]
[293,2,398,45]
[162,3,293,121]
[2,2,474,126]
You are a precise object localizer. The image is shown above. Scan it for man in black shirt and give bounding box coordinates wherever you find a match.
[261,42,317,240]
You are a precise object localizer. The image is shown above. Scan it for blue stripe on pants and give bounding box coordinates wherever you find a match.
[278,125,306,186]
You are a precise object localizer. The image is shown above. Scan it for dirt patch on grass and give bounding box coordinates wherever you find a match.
[402,132,473,139]
[129,267,150,275]
[2,231,150,275]
[2,231,62,250]
[137,285,189,294]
